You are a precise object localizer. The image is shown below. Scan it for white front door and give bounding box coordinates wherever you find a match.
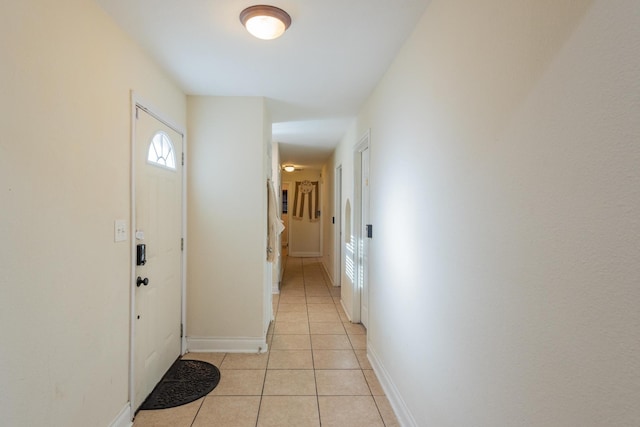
[133,106,183,411]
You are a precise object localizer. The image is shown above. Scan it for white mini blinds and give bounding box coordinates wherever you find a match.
[147,131,176,170]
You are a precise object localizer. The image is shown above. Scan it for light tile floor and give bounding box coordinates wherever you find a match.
[133,257,399,427]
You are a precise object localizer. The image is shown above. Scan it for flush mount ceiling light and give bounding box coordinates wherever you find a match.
[283,165,295,172]
[240,5,291,40]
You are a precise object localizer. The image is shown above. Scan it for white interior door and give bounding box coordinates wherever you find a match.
[289,177,322,257]
[133,106,183,411]
[335,166,343,287]
[360,147,370,328]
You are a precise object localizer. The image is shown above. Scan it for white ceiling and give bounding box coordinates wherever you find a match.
[94,0,431,169]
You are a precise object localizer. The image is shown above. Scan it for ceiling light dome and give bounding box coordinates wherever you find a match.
[240,5,291,40]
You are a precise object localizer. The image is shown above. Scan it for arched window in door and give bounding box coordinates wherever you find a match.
[147,131,176,170]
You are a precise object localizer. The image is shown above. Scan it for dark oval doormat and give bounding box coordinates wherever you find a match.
[139,359,221,410]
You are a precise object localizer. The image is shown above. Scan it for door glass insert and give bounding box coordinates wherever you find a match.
[147,131,176,170]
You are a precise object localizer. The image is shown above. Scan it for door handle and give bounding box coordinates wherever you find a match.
[136,276,149,287]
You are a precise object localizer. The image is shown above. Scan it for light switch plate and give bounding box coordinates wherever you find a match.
[114,220,127,242]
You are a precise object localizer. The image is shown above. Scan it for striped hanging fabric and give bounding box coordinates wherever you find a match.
[292,180,320,222]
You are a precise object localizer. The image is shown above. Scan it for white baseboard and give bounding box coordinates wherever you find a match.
[109,403,132,427]
[339,299,352,322]
[187,336,268,353]
[368,345,418,427]
[289,251,321,257]
[321,261,337,287]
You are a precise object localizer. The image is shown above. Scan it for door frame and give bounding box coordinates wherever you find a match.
[279,181,291,284]
[334,165,343,287]
[282,181,291,250]
[352,130,370,325]
[129,92,187,416]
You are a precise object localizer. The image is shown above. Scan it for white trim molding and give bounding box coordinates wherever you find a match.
[339,299,352,322]
[368,345,418,427]
[108,403,133,427]
[321,261,337,287]
[187,336,269,353]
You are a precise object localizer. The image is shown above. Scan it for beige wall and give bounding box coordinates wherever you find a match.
[186,96,270,350]
[0,0,186,425]
[332,0,640,425]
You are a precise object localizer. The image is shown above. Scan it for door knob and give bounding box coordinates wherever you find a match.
[136,276,149,287]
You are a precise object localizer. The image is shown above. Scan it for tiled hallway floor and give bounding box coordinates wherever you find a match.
[133,257,399,426]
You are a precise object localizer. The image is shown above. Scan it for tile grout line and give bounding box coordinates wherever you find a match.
[188,393,206,427]
[190,352,227,426]
[254,255,289,427]
[304,260,324,427]
[373,395,390,427]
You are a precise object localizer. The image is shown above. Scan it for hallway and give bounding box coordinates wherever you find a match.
[133,257,398,426]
